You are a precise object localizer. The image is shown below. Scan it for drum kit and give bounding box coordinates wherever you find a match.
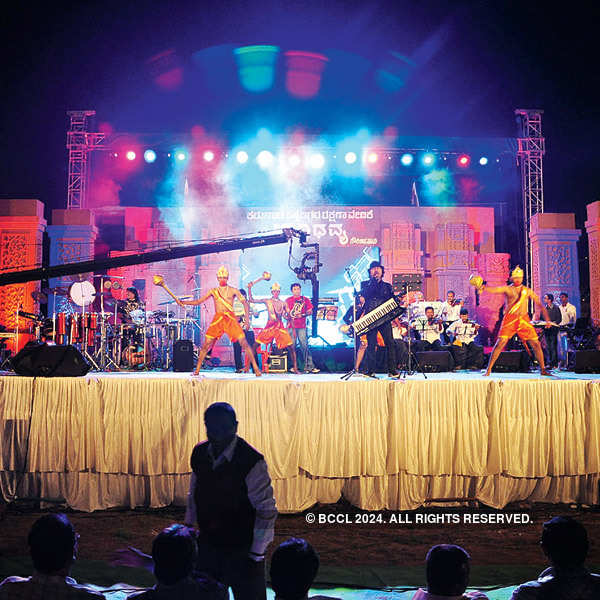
[21,275,201,371]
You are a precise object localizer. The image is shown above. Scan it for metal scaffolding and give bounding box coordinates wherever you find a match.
[515,108,545,286]
[66,110,106,209]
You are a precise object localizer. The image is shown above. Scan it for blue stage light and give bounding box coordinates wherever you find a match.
[400,153,414,166]
[344,151,357,165]
[257,150,274,169]
[143,149,157,163]
[422,153,435,166]
[176,151,187,162]
[308,153,325,169]
[479,156,489,166]
[236,150,249,164]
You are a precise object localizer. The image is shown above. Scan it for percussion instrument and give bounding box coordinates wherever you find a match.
[69,281,96,306]
[129,309,146,325]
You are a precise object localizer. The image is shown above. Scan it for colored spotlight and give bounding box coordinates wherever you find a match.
[257,150,274,169]
[344,151,357,165]
[126,151,136,161]
[143,149,157,163]
[422,153,435,166]
[400,153,414,166]
[203,150,215,162]
[308,153,325,169]
[458,154,470,167]
[236,150,249,164]
[176,151,187,161]
[367,152,378,164]
[479,156,489,165]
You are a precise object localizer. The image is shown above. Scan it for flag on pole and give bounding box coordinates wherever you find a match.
[410,180,420,206]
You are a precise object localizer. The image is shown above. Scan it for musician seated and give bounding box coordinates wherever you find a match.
[391,319,409,368]
[446,308,485,370]
[411,306,443,352]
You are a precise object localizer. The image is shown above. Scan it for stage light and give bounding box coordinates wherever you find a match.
[308,153,325,169]
[344,151,357,164]
[143,149,157,163]
[422,153,435,166]
[257,150,274,169]
[126,151,136,161]
[288,154,301,168]
[203,150,215,162]
[176,151,187,161]
[458,154,470,167]
[366,152,378,164]
[479,156,489,166]
[236,150,249,164]
[400,153,414,166]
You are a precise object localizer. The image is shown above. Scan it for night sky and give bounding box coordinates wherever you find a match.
[2,0,599,225]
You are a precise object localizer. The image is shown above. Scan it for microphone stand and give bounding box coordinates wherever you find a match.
[398,282,426,379]
[341,268,361,380]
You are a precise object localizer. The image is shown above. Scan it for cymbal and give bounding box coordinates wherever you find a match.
[92,291,114,297]
[41,286,69,296]
[31,291,48,302]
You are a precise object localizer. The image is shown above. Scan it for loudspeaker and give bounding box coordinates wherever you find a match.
[11,344,90,377]
[574,350,600,373]
[173,340,195,372]
[492,350,529,372]
[267,354,288,373]
[415,350,454,372]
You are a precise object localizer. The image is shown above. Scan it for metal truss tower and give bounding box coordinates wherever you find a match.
[515,108,545,286]
[66,110,106,209]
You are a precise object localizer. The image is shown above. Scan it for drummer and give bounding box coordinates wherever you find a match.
[119,287,144,323]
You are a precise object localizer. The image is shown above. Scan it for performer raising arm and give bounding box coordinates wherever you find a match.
[471,266,552,377]
[177,266,261,377]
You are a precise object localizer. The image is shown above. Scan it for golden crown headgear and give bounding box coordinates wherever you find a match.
[271,282,281,291]
[216,266,229,278]
[510,265,524,279]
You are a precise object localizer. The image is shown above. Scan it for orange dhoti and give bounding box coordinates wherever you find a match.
[256,321,293,348]
[498,313,538,342]
[206,311,245,342]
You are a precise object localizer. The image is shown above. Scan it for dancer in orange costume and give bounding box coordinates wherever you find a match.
[471,266,552,376]
[247,280,299,374]
[176,266,261,377]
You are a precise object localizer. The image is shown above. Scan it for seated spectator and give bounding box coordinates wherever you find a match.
[114,524,226,600]
[0,513,103,599]
[412,544,489,600]
[270,538,339,600]
[511,516,600,599]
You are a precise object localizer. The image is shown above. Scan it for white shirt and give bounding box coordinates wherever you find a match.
[559,302,576,326]
[0,573,103,599]
[412,317,442,344]
[441,301,462,323]
[446,320,479,345]
[411,588,489,600]
[184,436,277,557]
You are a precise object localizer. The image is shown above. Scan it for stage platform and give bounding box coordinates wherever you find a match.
[1,369,599,513]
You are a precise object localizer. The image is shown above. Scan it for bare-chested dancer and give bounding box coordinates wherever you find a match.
[247,280,299,374]
[475,266,552,376]
[176,266,261,377]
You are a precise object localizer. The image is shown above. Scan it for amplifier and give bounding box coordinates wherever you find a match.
[268,354,288,373]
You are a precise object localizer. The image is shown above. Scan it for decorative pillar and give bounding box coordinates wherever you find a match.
[530,213,581,313]
[432,223,476,306]
[46,209,97,315]
[585,202,600,324]
[380,222,424,293]
[476,253,510,345]
[0,199,46,353]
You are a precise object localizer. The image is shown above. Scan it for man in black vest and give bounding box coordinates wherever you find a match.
[359,261,398,376]
[185,402,277,600]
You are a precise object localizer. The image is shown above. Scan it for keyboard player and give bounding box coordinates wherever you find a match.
[359,261,398,377]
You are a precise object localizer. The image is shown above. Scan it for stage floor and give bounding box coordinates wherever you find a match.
[1,368,599,513]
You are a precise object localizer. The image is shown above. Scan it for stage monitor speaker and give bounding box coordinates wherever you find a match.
[11,344,90,377]
[574,350,600,373]
[267,354,288,373]
[173,340,195,372]
[415,350,453,372]
[491,350,529,372]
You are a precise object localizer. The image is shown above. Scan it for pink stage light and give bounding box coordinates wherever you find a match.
[203,150,215,162]
[126,151,136,161]
[284,51,329,99]
[366,152,378,164]
[458,154,470,167]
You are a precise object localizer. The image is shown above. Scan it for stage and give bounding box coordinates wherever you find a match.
[1,369,599,513]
